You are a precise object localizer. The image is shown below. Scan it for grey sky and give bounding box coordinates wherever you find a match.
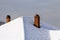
[0,0,60,27]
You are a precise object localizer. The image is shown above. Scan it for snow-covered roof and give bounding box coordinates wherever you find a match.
[0,17,25,40]
[23,17,60,40]
[0,16,60,40]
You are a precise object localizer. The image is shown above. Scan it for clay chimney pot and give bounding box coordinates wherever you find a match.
[33,14,40,28]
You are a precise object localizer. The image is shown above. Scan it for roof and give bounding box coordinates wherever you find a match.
[23,17,60,40]
[0,16,60,40]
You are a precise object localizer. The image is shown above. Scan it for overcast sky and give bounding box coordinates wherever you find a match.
[0,0,60,27]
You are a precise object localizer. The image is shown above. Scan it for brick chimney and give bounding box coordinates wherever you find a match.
[33,14,40,28]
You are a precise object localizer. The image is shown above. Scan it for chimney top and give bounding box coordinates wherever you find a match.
[33,14,40,28]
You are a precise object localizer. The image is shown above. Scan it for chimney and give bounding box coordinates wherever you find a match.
[33,14,40,28]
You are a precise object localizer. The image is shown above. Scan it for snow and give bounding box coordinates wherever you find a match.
[0,16,60,40]
[23,17,60,40]
[49,30,60,40]
[0,17,25,40]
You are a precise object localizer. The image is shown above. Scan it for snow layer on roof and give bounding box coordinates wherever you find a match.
[23,17,60,40]
[0,17,25,40]
[0,16,60,40]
